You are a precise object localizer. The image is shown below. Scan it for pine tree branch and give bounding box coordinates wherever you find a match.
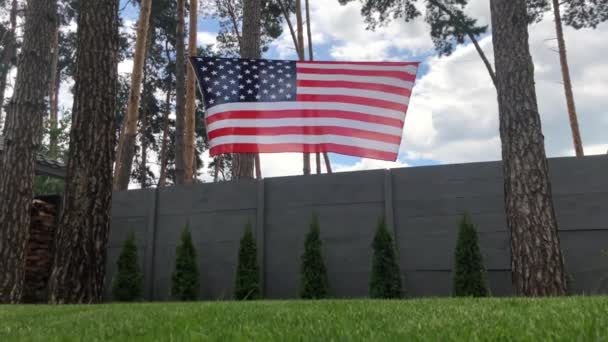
[428,0,497,87]
[277,0,302,58]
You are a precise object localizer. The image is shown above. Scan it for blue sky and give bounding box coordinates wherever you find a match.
[115,0,608,178]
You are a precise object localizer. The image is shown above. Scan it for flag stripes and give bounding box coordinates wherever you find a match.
[192,57,419,161]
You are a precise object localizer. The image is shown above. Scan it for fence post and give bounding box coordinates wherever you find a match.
[144,188,160,300]
[256,179,266,296]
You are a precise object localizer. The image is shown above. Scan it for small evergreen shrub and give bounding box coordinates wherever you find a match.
[369,217,402,298]
[111,232,143,301]
[234,222,260,300]
[452,213,489,297]
[300,213,329,299]
[171,224,200,301]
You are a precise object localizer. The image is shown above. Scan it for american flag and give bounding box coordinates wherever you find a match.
[190,56,419,161]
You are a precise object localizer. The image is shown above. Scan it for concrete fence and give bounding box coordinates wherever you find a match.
[104,155,608,300]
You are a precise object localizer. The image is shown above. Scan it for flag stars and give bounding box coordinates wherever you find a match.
[195,57,297,106]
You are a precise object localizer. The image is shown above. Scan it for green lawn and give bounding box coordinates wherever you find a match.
[1,297,607,341]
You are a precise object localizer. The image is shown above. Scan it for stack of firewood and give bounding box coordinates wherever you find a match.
[23,199,58,303]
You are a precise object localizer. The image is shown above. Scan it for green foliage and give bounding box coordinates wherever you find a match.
[300,213,329,299]
[338,0,487,56]
[370,217,402,299]
[527,0,608,28]
[452,213,489,297]
[205,0,286,56]
[234,222,260,300]
[111,232,143,302]
[171,224,200,301]
[33,176,65,196]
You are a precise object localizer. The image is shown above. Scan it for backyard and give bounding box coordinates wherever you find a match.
[1,297,607,341]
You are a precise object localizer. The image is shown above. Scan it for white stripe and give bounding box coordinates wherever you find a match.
[210,135,398,153]
[207,118,403,136]
[206,101,406,120]
[296,62,418,74]
[297,73,413,89]
[297,87,410,105]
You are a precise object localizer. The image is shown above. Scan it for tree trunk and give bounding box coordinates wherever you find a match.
[49,19,60,159]
[552,0,584,157]
[48,0,119,304]
[158,45,173,188]
[233,0,262,180]
[304,0,329,175]
[113,0,153,191]
[0,0,18,127]
[490,0,567,296]
[183,0,198,184]
[174,0,187,184]
[295,0,311,175]
[139,95,148,189]
[0,0,56,304]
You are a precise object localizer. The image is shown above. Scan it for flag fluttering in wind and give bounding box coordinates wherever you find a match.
[191,57,419,161]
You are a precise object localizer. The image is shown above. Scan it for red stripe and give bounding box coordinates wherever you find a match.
[210,143,397,161]
[297,94,407,112]
[208,126,401,144]
[297,67,417,82]
[297,80,412,96]
[297,61,419,67]
[206,110,404,128]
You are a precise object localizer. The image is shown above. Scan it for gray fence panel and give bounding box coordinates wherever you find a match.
[104,155,608,300]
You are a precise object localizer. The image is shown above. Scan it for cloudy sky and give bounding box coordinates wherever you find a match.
[87,1,608,179]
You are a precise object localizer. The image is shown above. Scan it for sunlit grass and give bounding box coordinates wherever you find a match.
[1,297,607,341]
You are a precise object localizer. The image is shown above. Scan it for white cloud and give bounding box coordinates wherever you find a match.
[272,0,432,61]
[398,1,608,163]
[197,31,217,47]
[257,153,409,178]
[334,159,409,173]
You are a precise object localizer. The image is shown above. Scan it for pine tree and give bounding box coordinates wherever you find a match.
[300,214,329,299]
[491,0,567,296]
[0,0,57,303]
[48,0,120,304]
[113,0,153,191]
[369,217,402,299]
[171,224,200,301]
[452,213,489,297]
[234,223,260,300]
[112,233,143,301]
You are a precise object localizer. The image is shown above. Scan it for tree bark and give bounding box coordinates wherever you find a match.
[490,0,567,296]
[232,0,262,180]
[183,0,198,184]
[174,0,187,184]
[0,0,18,127]
[48,0,119,304]
[113,0,153,191]
[551,0,584,157]
[158,44,173,188]
[158,98,171,187]
[49,15,60,159]
[295,0,311,175]
[304,0,330,174]
[0,0,56,304]
[139,94,149,189]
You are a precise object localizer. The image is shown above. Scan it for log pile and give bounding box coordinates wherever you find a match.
[23,198,58,303]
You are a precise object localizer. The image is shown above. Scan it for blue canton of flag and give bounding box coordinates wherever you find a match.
[192,57,297,108]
